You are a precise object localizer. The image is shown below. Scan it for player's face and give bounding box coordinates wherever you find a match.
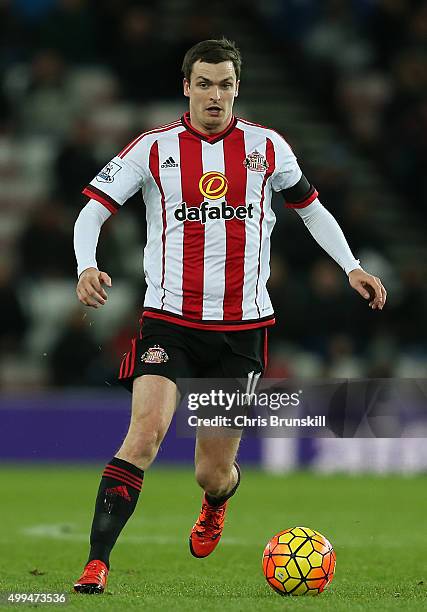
[183,60,239,134]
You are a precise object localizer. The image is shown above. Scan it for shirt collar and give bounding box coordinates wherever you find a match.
[181,111,237,144]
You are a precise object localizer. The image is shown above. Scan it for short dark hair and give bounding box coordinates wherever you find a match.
[182,38,242,82]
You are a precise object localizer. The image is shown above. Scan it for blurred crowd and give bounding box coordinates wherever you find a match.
[253,0,427,209]
[0,0,425,389]
[248,0,427,375]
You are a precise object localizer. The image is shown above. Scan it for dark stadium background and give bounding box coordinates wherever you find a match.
[1,3,426,608]
[0,0,426,467]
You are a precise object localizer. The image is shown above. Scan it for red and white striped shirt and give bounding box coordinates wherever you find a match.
[83,113,318,331]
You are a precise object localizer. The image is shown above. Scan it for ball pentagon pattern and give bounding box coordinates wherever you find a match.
[262,527,336,596]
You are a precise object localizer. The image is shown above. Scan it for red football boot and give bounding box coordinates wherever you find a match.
[73,560,108,594]
[189,495,228,558]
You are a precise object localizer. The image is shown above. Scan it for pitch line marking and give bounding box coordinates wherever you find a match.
[21,524,246,546]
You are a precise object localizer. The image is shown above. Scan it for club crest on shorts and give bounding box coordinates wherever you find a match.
[141,345,169,364]
[243,150,269,172]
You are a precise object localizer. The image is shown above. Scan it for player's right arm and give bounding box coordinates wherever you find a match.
[74,137,147,308]
[74,199,112,308]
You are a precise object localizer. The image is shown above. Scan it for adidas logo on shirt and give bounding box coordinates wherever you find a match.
[161,156,179,168]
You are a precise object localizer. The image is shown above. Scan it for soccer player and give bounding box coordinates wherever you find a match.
[72,38,386,593]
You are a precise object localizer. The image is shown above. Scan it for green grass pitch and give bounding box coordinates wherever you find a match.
[0,465,426,611]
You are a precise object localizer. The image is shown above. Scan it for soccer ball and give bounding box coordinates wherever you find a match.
[262,526,336,596]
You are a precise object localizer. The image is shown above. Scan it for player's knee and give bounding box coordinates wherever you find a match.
[195,463,232,497]
[118,428,164,468]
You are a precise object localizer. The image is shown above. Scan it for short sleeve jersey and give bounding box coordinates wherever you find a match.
[83,113,318,331]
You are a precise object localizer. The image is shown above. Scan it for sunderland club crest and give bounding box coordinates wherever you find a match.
[243,150,269,172]
[141,345,169,364]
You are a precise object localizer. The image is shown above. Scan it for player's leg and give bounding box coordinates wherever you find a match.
[189,433,242,558]
[74,374,177,593]
[189,328,266,558]
[115,374,177,469]
[194,434,241,501]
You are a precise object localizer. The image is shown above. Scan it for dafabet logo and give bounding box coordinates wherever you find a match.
[174,171,254,224]
[198,171,228,200]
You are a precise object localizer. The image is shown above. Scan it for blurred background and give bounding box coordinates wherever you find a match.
[0,0,426,471]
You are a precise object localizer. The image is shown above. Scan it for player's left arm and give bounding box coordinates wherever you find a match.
[293,199,387,310]
[269,134,386,310]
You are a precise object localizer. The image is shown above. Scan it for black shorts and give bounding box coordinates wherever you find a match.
[117,317,268,393]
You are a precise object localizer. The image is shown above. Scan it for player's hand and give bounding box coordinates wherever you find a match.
[76,267,112,308]
[348,269,386,310]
